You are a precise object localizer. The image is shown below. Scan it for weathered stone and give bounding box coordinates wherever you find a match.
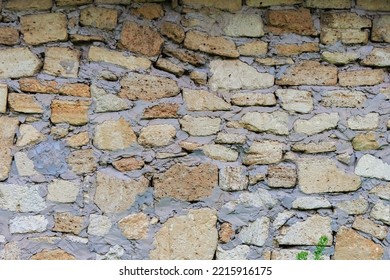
[334,227,384,260]
[276,89,313,114]
[88,46,151,71]
[356,0,390,11]
[243,140,284,165]
[20,78,90,98]
[0,48,41,79]
[1,185,46,212]
[321,28,369,44]
[51,99,90,126]
[95,172,149,213]
[216,133,246,144]
[216,245,250,260]
[202,144,238,162]
[119,213,149,240]
[372,15,390,43]
[16,124,45,147]
[143,103,179,119]
[277,61,337,86]
[95,0,130,3]
[21,13,68,45]
[93,118,137,151]
[339,69,385,86]
[180,115,220,136]
[8,93,43,114]
[56,0,93,6]
[292,141,336,154]
[50,126,68,139]
[53,212,84,234]
[112,158,144,172]
[236,189,277,209]
[183,89,230,111]
[91,85,129,113]
[321,51,359,65]
[347,113,379,130]
[181,0,241,12]
[231,93,276,106]
[273,211,295,229]
[80,7,117,30]
[248,0,302,6]
[66,132,89,148]
[150,208,218,260]
[31,249,75,260]
[0,117,18,181]
[221,13,264,37]
[160,22,185,43]
[70,34,105,43]
[370,184,390,201]
[219,222,235,243]
[10,215,48,234]
[5,0,52,10]
[0,27,19,45]
[271,249,317,260]
[266,8,316,36]
[67,149,97,175]
[278,215,332,245]
[239,217,269,246]
[241,111,289,135]
[180,141,202,151]
[14,152,38,177]
[138,124,176,147]
[353,216,388,240]
[294,113,339,135]
[371,201,390,225]
[305,0,351,8]
[275,43,319,56]
[321,90,366,108]
[209,60,274,91]
[120,21,164,56]
[0,149,12,182]
[356,154,390,181]
[43,47,80,78]
[361,48,390,67]
[119,74,179,101]
[133,3,164,19]
[298,157,361,194]
[163,45,206,66]
[256,57,294,66]
[267,165,297,188]
[47,179,79,203]
[88,214,112,236]
[353,133,380,151]
[238,41,268,56]
[154,163,218,201]
[292,197,331,210]
[155,58,184,77]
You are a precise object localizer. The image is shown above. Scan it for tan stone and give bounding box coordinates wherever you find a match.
[93,118,137,151]
[51,99,90,126]
[369,184,390,201]
[163,45,206,66]
[353,133,380,151]
[138,124,176,147]
[267,165,297,188]
[219,222,234,243]
[14,152,38,177]
[179,141,202,151]
[353,216,388,240]
[8,93,43,114]
[215,133,246,145]
[277,61,337,86]
[221,13,264,37]
[150,208,218,260]
[0,117,19,148]
[95,0,130,3]
[112,158,144,172]
[231,92,276,107]
[237,41,267,56]
[184,31,239,58]
[94,171,149,213]
[56,0,93,6]
[276,89,313,113]
[372,16,390,43]
[241,111,289,135]
[20,78,90,98]
[181,0,241,12]
[321,90,366,108]
[180,115,220,136]
[292,141,336,154]
[53,213,84,235]
[155,58,184,77]
[356,0,390,11]
[371,201,390,225]
[119,213,149,240]
[334,227,384,260]
[321,51,359,65]
[16,124,46,147]
[143,103,179,119]
[70,34,105,43]
[66,132,89,148]
[275,43,319,56]
[133,3,164,20]
[160,22,185,43]
[247,0,302,6]
[44,47,80,78]
[266,8,316,36]
[120,21,164,56]
[154,164,218,201]
[31,249,75,260]
[0,48,42,79]
[183,89,230,111]
[6,0,52,10]
[47,179,79,203]
[361,48,390,67]
[21,13,68,45]
[294,113,339,135]
[67,149,97,174]
[348,113,379,130]
[80,7,118,30]
[321,28,369,45]
[305,0,351,8]
[202,144,238,162]
[190,71,207,85]
[0,27,19,45]
[0,148,12,182]
[119,74,179,101]
[337,198,369,215]
[243,140,284,165]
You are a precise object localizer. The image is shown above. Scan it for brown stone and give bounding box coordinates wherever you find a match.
[181,0,241,12]
[154,163,218,201]
[372,15,390,43]
[163,45,207,66]
[356,0,390,11]
[70,34,105,43]
[267,165,297,188]
[219,222,234,243]
[53,213,84,235]
[31,249,75,260]
[66,132,89,148]
[353,133,380,151]
[56,0,93,6]
[0,27,19,45]
[8,93,43,114]
[266,8,316,36]
[50,99,90,126]
[334,227,384,260]
[238,41,268,56]
[118,213,149,240]
[133,4,164,20]
[112,158,144,172]
[67,149,97,174]
[120,21,164,57]
[352,216,388,240]
[80,7,118,30]
[20,78,90,98]
[339,69,385,86]
[275,43,319,56]
[160,22,185,43]
[143,103,179,119]
[44,47,80,78]
[5,0,52,10]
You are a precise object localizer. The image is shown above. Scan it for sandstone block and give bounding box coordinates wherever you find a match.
[183,89,230,111]
[276,89,313,113]
[155,58,184,76]
[339,69,385,86]
[70,34,105,43]
[361,47,390,67]
[0,48,41,79]
[347,113,379,130]
[294,113,339,135]
[67,149,97,174]
[112,157,144,172]
[119,213,149,240]
[370,201,390,225]
[239,217,269,246]
[337,198,368,215]
[0,84,7,113]
[91,85,129,113]
[56,0,92,6]
[143,103,179,119]
[138,124,176,147]
[221,13,264,37]
[47,179,79,203]
[160,22,185,43]
[352,216,388,240]
[20,78,90,98]
[215,133,246,145]
[321,28,369,45]
[238,41,268,56]
[356,0,390,11]
[16,124,45,147]
[219,166,248,191]
[0,27,19,45]
[180,115,220,136]
[243,140,284,165]
[217,245,250,260]
[202,144,238,162]
[291,141,336,154]
[6,0,52,10]
[190,71,207,85]
[80,7,118,30]
[267,165,297,188]
[8,93,43,114]
[352,132,380,151]
[133,3,164,20]
[247,0,302,7]
[66,132,89,148]
[51,99,90,126]
[31,249,75,260]
[372,15,390,43]
[44,47,80,78]
[14,152,38,177]
[241,111,289,135]
[88,214,112,236]
[53,213,84,235]
[256,57,294,66]
[292,197,331,210]
[275,42,319,56]
[0,184,46,212]
[181,0,241,12]
[219,222,234,244]
[163,45,206,66]
[231,92,276,107]
[321,90,366,108]
[369,184,390,201]
[321,51,359,65]
[266,8,315,36]
[9,215,48,234]
[355,154,390,181]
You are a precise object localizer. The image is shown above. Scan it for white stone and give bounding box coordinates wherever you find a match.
[355,154,390,181]
[292,197,331,209]
[138,124,176,147]
[0,47,42,78]
[16,124,46,147]
[275,89,313,113]
[9,215,48,233]
[347,113,379,130]
[0,184,46,212]
[272,211,295,229]
[88,214,112,236]
[47,179,79,203]
[238,189,277,209]
[0,235,6,243]
[180,115,221,136]
[91,85,129,113]
[14,152,38,177]
[243,140,284,165]
[239,217,270,246]
[370,201,390,225]
[183,88,231,111]
[202,144,238,162]
[241,111,289,135]
[337,197,369,215]
[222,13,264,37]
[294,113,339,135]
[216,245,250,260]
[219,166,248,191]
[0,84,7,113]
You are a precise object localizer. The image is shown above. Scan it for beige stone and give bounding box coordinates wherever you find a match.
[337,198,369,215]
[31,249,75,260]
[256,57,294,66]
[241,111,289,135]
[305,0,351,8]
[138,124,176,147]
[180,115,220,136]
[267,165,297,188]
[231,93,276,107]
[361,48,390,67]
[219,222,234,243]
[239,217,270,246]
[160,22,185,44]
[247,0,302,6]
[353,216,388,240]
[119,213,149,240]
[334,227,384,260]
[276,89,313,113]
[163,45,206,66]
[219,166,248,191]
[347,113,379,130]
[243,140,284,165]
[154,164,218,201]
[371,201,390,225]
[53,213,84,235]
[0,27,19,45]
[143,103,179,119]
[56,0,93,6]
[44,47,80,78]
[356,0,390,11]
[372,15,390,43]
[339,69,385,86]
[6,0,52,10]
[112,158,144,172]
[14,152,38,177]
[238,41,268,56]
[95,172,148,213]
[16,124,46,147]
[321,51,359,65]
[0,117,18,179]
[8,93,43,114]
[183,89,230,111]
[70,34,105,43]
[215,133,246,145]
[47,179,79,203]
[275,43,319,56]
[155,58,184,77]
[353,133,380,151]
[202,144,238,162]
[189,71,207,85]
[292,197,331,210]
[67,149,97,174]
[0,84,7,113]
[133,3,164,20]
[0,48,41,79]
[370,184,390,201]
[266,8,316,36]
[292,141,336,154]
[321,28,369,45]
[80,7,118,30]
[88,214,112,236]
[0,184,46,212]
[51,99,90,126]
[321,90,366,108]
[0,150,12,181]
[181,0,241,12]
[150,208,218,260]
[221,13,264,37]
[179,141,203,151]
[294,113,339,135]
[271,249,317,260]
[20,78,90,98]
[95,0,130,3]
[66,132,89,148]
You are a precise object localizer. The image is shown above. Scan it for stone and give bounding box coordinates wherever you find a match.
[353,133,380,151]
[321,29,369,45]
[292,141,336,154]
[14,152,38,177]
[0,27,19,45]
[91,85,129,113]
[277,215,332,245]
[231,93,276,106]
[150,208,218,260]
[133,3,164,19]
[154,163,218,201]
[209,60,274,91]
[243,140,284,165]
[138,124,176,147]
[292,197,331,210]
[0,184,46,212]
[179,141,202,151]
[47,179,79,203]
[334,227,384,260]
[0,148,12,182]
[267,165,297,188]
[155,58,184,76]
[298,157,361,194]
[53,212,84,234]
[361,48,390,67]
[370,184,390,201]
[219,222,234,243]
[239,217,270,246]
[372,15,390,43]
[370,201,390,225]
[95,0,130,3]
[66,132,89,148]
[16,124,45,147]
[70,34,105,43]
[93,118,137,151]
[276,89,313,114]
[120,21,164,56]
[256,57,294,66]
[181,0,241,12]
[183,89,230,111]
[266,8,316,36]
[216,245,250,260]
[184,31,239,58]
[95,172,149,213]
[202,145,238,162]
[0,48,41,78]
[21,13,68,45]
[88,214,112,236]
[247,0,302,6]
[271,249,315,260]
[305,0,351,8]
[80,7,117,30]
[353,216,388,240]
[160,22,185,43]
[215,133,246,145]
[88,46,151,71]
[321,90,366,108]
[9,215,48,234]
[180,115,220,136]
[347,113,379,130]
[56,0,93,6]
[238,41,268,56]
[356,0,390,11]
[241,111,289,135]
[0,116,18,147]
[275,43,319,56]
[118,213,149,240]
[163,45,206,66]
[236,189,277,209]
[67,149,97,174]
[31,249,75,260]
[294,113,339,135]
[339,69,385,86]
[273,211,295,229]
[221,13,264,37]
[321,51,359,65]
[143,103,179,119]
[5,0,52,10]
[20,78,90,98]
[8,93,43,114]
[277,61,337,86]
[43,47,80,78]
[0,242,21,260]
[51,99,90,126]
[112,158,144,172]
[119,74,180,101]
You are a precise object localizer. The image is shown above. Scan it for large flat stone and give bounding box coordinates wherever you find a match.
[241,111,289,135]
[0,184,46,212]
[361,47,390,67]
[243,140,284,165]
[80,7,118,30]
[276,89,313,113]
[0,48,41,78]
[51,99,90,126]
[294,113,339,135]
[138,124,176,147]
[266,8,315,35]
[10,215,48,234]
[47,179,79,203]
[355,154,390,181]
[180,115,221,136]
[183,89,230,111]
[239,217,270,246]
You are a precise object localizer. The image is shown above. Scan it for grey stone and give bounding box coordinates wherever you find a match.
[88,214,112,236]
[355,154,390,181]
[370,201,390,225]
[292,197,332,209]
[219,166,248,191]
[216,245,250,260]
[9,215,48,233]
[239,217,270,246]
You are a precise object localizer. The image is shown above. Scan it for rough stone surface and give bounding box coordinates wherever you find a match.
[119,213,149,240]
[238,217,269,247]
[0,27,19,45]
[219,166,248,191]
[44,47,80,78]
[0,48,41,78]
[294,113,339,135]
[14,152,38,177]
[266,8,316,36]
[348,113,379,130]
[53,213,84,235]
[267,165,297,188]
[88,214,112,236]
[361,47,390,67]
[321,51,359,65]
[238,41,268,56]
[370,201,390,225]
[321,90,366,108]
[241,111,289,135]
[112,158,144,172]
[352,216,388,240]
[292,197,331,210]
[80,7,118,30]
[51,99,90,126]
[202,144,238,162]
[181,0,241,12]
[276,89,313,114]
[372,15,390,43]
[155,58,184,77]
[370,184,390,201]
[138,124,176,147]
[305,0,351,9]
[216,245,250,260]
[20,78,90,97]
[353,133,380,151]
[8,93,43,114]
[292,141,336,154]
[221,13,264,37]
[356,0,390,11]
[247,0,302,6]
[67,149,97,174]
[215,133,246,145]
[143,103,179,119]
[160,22,185,43]
[47,179,79,203]
[16,124,45,147]
[219,222,235,243]
[339,69,385,86]
[66,132,89,148]
[231,93,276,106]
[183,89,230,111]
[10,215,48,234]
[180,115,220,136]
[275,43,319,56]
[31,249,75,260]
[243,140,284,165]
[5,0,52,10]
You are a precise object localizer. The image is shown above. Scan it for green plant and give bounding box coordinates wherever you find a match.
[296,251,308,260]
[296,235,329,260]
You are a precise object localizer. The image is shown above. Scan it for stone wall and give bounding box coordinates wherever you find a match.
[0,0,389,260]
